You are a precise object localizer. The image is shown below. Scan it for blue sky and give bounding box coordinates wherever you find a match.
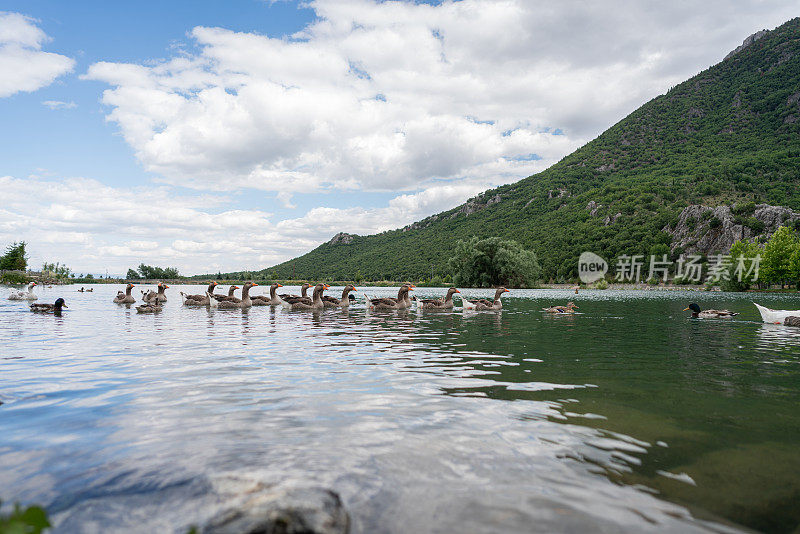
[0,1,797,276]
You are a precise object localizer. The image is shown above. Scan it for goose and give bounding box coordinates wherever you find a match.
[9,282,38,301]
[251,283,284,306]
[323,285,357,308]
[464,288,509,311]
[752,302,798,324]
[143,283,169,303]
[367,285,414,310]
[282,283,329,310]
[416,287,460,309]
[684,303,739,319]
[279,283,312,301]
[543,301,578,314]
[212,285,240,303]
[181,282,219,306]
[217,282,258,309]
[136,300,163,313]
[113,284,136,304]
[30,298,67,315]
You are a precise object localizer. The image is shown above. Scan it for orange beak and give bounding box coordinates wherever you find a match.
[682,307,690,311]
[455,289,460,293]
[352,288,358,292]
[253,283,259,286]
[277,284,283,287]
[504,289,510,293]
[164,285,169,289]
[324,284,330,289]
[409,287,415,291]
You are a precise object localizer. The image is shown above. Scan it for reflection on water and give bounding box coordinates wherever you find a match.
[1,285,799,533]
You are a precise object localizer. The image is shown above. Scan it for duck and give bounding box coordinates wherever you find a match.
[279,283,312,301]
[113,283,136,304]
[684,303,739,319]
[181,282,219,306]
[464,287,509,311]
[367,285,414,310]
[30,298,67,315]
[752,302,799,324]
[251,283,284,306]
[78,287,85,293]
[143,283,169,303]
[417,287,460,309]
[282,283,329,310]
[323,285,357,308]
[216,282,258,309]
[136,300,163,313]
[212,285,240,303]
[9,282,38,301]
[543,301,578,314]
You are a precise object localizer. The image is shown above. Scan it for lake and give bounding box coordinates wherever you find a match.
[1,284,799,533]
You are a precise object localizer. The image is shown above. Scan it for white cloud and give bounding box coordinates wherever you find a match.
[42,100,76,110]
[0,175,472,274]
[0,12,74,98]
[83,1,796,197]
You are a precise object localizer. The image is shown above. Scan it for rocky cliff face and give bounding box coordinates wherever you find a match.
[665,203,800,254]
[327,232,356,245]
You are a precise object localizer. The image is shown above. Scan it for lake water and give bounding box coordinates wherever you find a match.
[1,284,799,533]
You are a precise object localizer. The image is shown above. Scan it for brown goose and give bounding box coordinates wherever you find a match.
[279,283,312,301]
[282,283,329,310]
[464,287,509,311]
[417,287,460,310]
[212,285,240,303]
[30,298,67,315]
[368,285,414,310]
[114,283,136,304]
[251,283,284,306]
[136,300,163,313]
[216,282,258,309]
[143,283,169,303]
[181,282,219,306]
[323,285,357,308]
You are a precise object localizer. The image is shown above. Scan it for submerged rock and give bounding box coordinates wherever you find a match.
[202,486,349,534]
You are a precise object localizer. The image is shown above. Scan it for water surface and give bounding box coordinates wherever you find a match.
[1,285,799,533]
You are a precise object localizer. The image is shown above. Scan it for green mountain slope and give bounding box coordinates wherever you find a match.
[270,18,800,282]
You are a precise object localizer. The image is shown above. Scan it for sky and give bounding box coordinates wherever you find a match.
[0,1,797,276]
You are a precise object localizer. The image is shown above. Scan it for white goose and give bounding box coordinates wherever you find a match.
[9,282,38,301]
[753,302,800,324]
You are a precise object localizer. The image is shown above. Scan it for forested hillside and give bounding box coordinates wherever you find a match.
[268,18,800,282]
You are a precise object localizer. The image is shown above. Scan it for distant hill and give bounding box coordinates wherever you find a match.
[263,18,800,282]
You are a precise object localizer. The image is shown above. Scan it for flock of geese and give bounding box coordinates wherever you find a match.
[107,282,511,313]
[7,281,800,324]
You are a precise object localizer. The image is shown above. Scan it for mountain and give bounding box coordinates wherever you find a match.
[269,18,800,283]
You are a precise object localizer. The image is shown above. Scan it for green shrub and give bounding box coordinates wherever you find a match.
[0,500,50,534]
[448,236,541,288]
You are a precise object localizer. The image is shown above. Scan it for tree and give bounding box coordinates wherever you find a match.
[761,226,799,288]
[722,240,762,291]
[133,264,181,279]
[448,237,541,288]
[126,268,141,280]
[0,242,27,271]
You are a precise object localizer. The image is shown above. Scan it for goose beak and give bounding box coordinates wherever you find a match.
[682,307,690,311]
[504,289,510,293]
[253,283,259,286]
[324,284,331,289]
[164,285,169,289]
[277,284,283,287]
[409,287,415,291]
[455,289,460,293]
[352,288,358,292]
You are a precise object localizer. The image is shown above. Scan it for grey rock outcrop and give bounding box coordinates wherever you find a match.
[202,485,349,534]
[327,233,355,245]
[604,212,621,226]
[586,201,602,217]
[448,192,505,219]
[724,29,768,61]
[664,203,800,254]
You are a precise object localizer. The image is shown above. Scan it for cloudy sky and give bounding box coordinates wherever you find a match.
[0,1,796,276]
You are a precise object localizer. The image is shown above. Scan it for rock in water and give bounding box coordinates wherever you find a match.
[784,316,800,327]
[202,486,349,534]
